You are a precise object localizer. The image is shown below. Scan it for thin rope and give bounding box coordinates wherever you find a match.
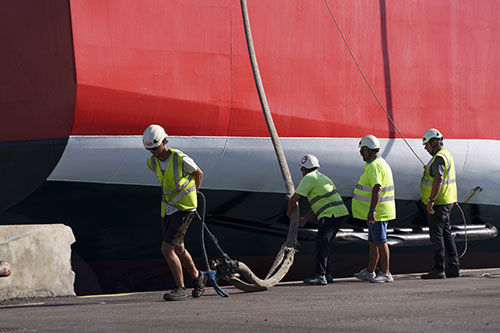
[323,0,425,166]
[455,202,468,259]
[455,187,483,258]
[322,1,489,261]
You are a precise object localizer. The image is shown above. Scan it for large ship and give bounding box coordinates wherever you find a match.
[1,0,499,294]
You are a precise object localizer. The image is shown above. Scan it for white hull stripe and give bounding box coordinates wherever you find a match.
[48,136,500,206]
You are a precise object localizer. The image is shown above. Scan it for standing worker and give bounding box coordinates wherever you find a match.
[287,154,349,285]
[420,128,460,279]
[352,135,395,283]
[143,124,207,301]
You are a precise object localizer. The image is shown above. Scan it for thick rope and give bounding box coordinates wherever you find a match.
[211,0,301,292]
[226,246,296,292]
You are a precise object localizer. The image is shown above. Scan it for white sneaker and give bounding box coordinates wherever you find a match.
[369,271,394,283]
[354,268,375,281]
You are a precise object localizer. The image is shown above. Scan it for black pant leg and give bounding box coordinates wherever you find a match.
[441,204,460,269]
[315,216,344,275]
[427,208,446,271]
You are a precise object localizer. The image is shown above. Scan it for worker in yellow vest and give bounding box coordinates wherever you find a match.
[420,128,460,279]
[143,124,207,301]
[352,135,395,283]
[287,154,349,285]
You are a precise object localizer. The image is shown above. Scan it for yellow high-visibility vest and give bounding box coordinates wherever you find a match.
[297,170,349,219]
[147,148,197,217]
[420,148,457,205]
[352,157,396,221]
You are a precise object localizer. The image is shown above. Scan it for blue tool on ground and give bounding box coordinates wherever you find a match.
[202,270,229,297]
[196,191,230,297]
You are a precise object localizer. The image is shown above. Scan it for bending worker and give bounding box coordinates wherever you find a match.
[287,154,349,285]
[352,135,395,283]
[143,124,207,301]
[420,128,460,279]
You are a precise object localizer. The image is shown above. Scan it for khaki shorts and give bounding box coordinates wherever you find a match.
[161,211,195,246]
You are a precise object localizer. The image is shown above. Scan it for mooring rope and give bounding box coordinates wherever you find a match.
[323,0,425,166]
[208,0,301,292]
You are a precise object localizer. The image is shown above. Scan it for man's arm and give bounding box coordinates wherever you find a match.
[287,192,302,217]
[368,184,381,224]
[192,167,203,191]
[300,209,316,227]
[182,156,203,190]
[426,174,443,215]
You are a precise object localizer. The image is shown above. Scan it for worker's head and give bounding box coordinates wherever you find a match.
[143,124,168,157]
[299,154,319,175]
[422,128,443,156]
[359,135,380,162]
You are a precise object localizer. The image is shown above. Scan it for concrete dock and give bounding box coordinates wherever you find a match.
[1,268,500,332]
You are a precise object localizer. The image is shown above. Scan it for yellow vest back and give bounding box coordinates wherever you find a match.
[298,170,349,219]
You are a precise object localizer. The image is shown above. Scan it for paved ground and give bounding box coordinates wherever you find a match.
[1,268,500,332]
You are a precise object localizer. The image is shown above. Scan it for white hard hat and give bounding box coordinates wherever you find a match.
[422,128,443,145]
[359,135,380,149]
[300,154,320,169]
[143,124,168,149]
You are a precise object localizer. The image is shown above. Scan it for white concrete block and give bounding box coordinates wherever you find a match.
[0,224,76,300]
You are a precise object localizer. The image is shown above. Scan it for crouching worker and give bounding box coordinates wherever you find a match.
[143,124,207,301]
[287,154,349,285]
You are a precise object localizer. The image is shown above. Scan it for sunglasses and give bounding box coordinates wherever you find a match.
[147,146,161,152]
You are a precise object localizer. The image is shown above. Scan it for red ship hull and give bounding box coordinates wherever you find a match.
[1,0,499,294]
[0,0,75,212]
[69,0,500,140]
[2,0,499,208]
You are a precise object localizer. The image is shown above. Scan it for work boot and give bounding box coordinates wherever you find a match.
[192,270,208,298]
[163,286,189,301]
[421,269,446,279]
[445,268,461,278]
[303,274,328,285]
[326,273,334,284]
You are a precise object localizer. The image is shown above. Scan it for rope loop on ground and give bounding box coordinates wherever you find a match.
[197,190,298,293]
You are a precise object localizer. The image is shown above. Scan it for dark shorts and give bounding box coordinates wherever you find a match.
[366,221,388,243]
[161,211,195,246]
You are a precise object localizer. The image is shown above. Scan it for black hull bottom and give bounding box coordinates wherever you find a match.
[71,252,500,296]
[0,139,68,213]
[1,181,499,295]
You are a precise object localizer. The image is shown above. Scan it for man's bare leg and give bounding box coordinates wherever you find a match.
[367,242,380,273]
[175,243,198,279]
[162,241,184,287]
